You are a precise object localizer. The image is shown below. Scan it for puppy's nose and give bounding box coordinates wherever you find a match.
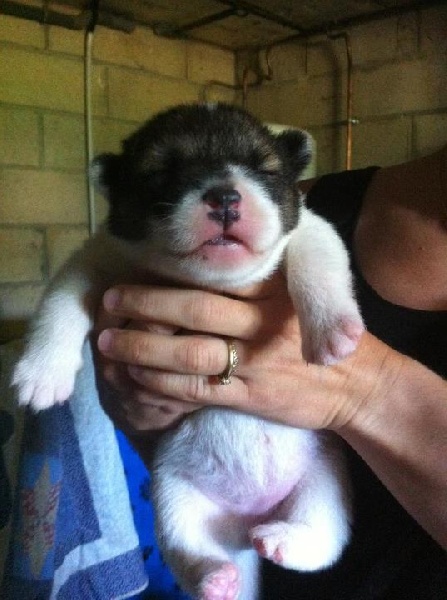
[202,187,241,209]
[203,187,241,228]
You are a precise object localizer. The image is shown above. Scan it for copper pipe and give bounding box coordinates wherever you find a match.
[345,33,354,171]
[329,32,355,170]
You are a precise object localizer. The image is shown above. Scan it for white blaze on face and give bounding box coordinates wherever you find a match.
[124,165,291,290]
[167,165,283,255]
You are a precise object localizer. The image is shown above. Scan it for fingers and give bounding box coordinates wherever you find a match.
[127,367,248,409]
[93,274,297,432]
[98,329,241,377]
[100,382,193,434]
[98,360,201,432]
[102,286,263,340]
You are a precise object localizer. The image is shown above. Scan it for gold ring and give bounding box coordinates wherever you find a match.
[218,340,239,385]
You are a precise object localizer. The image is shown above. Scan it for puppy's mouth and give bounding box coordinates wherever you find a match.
[172,233,247,257]
[204,234,242,246]
[173,231,253,268]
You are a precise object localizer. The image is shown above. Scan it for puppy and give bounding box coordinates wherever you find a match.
[13,103,363,600]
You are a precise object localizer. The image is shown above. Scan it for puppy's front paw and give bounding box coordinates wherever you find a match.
[12,348,82,411]
[301,310,364,366]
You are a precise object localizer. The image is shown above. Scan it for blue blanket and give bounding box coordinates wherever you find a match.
[1,342,149,599]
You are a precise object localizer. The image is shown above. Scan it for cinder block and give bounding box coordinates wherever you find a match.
[200,84,236,105]
[351,117,411,170]
[307,37,347,77]
[0,107,40,166]
[0,229,44,283]
[0,14,45,48]
[0,47,107,116]
[108,68,199,121]
[351,16,418,67]
[49,24,84,56]
[187,42,235,86]
[44,114,85,169]
[251,74,345,130]
[94,119,139,154]
[354,59,447,119]
[46,226,89,276]
[307,118,411,176]
[420,5,447,58]
[0,283,44,320]
[44,114,141,169]
[0,169,87,225]
[306,126,346,176]
[275,74,346,128]
[262,43,307,83]
[246,84,284,126]
[94,26,187,80]
[307,14,418,77]
[413,113,447,158]
[395,12,419,59]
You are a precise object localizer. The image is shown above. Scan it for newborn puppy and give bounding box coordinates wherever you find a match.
[13,103,363,600]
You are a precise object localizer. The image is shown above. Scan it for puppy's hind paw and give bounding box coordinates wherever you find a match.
[198,562,240,600]
[250,520,343,572]
[12,352,81,411]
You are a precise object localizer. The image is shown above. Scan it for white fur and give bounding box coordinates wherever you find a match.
[286,210,364,364]
[13,156,363,599]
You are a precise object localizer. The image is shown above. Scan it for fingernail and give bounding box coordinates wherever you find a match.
[97,329,113,352]
[103,289,121,311]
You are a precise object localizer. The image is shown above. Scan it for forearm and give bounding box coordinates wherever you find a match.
[338,334,447,549]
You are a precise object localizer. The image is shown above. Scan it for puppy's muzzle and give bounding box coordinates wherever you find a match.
[203,186,241,229]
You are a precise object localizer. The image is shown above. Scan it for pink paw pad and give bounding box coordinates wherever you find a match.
[198,562,240,600]
[252,536,284,565]
[304,314,364,366]
[323,316,364,364]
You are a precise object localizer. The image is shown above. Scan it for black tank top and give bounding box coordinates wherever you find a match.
[262,168,447,599]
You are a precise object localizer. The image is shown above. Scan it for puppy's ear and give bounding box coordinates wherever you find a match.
[275,130,312,179]
[89,153,122,200]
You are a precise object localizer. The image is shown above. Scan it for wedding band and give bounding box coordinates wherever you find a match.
[218,340,239,385]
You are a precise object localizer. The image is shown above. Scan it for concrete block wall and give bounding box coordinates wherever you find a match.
[1,5,446,337]
[0,15,235,339]
[242,4,447,176]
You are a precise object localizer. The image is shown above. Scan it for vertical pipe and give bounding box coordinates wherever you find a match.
[344,33,353,171]
[84,1,100,236]
[329,32,355,170]
[84,29,96,236]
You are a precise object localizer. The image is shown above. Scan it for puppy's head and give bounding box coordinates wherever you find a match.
[91,103,311,289]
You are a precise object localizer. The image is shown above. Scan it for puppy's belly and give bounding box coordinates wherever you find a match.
[192,471,300,517]
[157,408,318,516]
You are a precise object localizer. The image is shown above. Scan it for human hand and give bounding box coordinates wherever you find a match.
[96,271,384,434]
[94,299,202,454]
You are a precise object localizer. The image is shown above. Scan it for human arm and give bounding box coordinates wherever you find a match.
[95,273,447,549]
[340,348,447,550]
